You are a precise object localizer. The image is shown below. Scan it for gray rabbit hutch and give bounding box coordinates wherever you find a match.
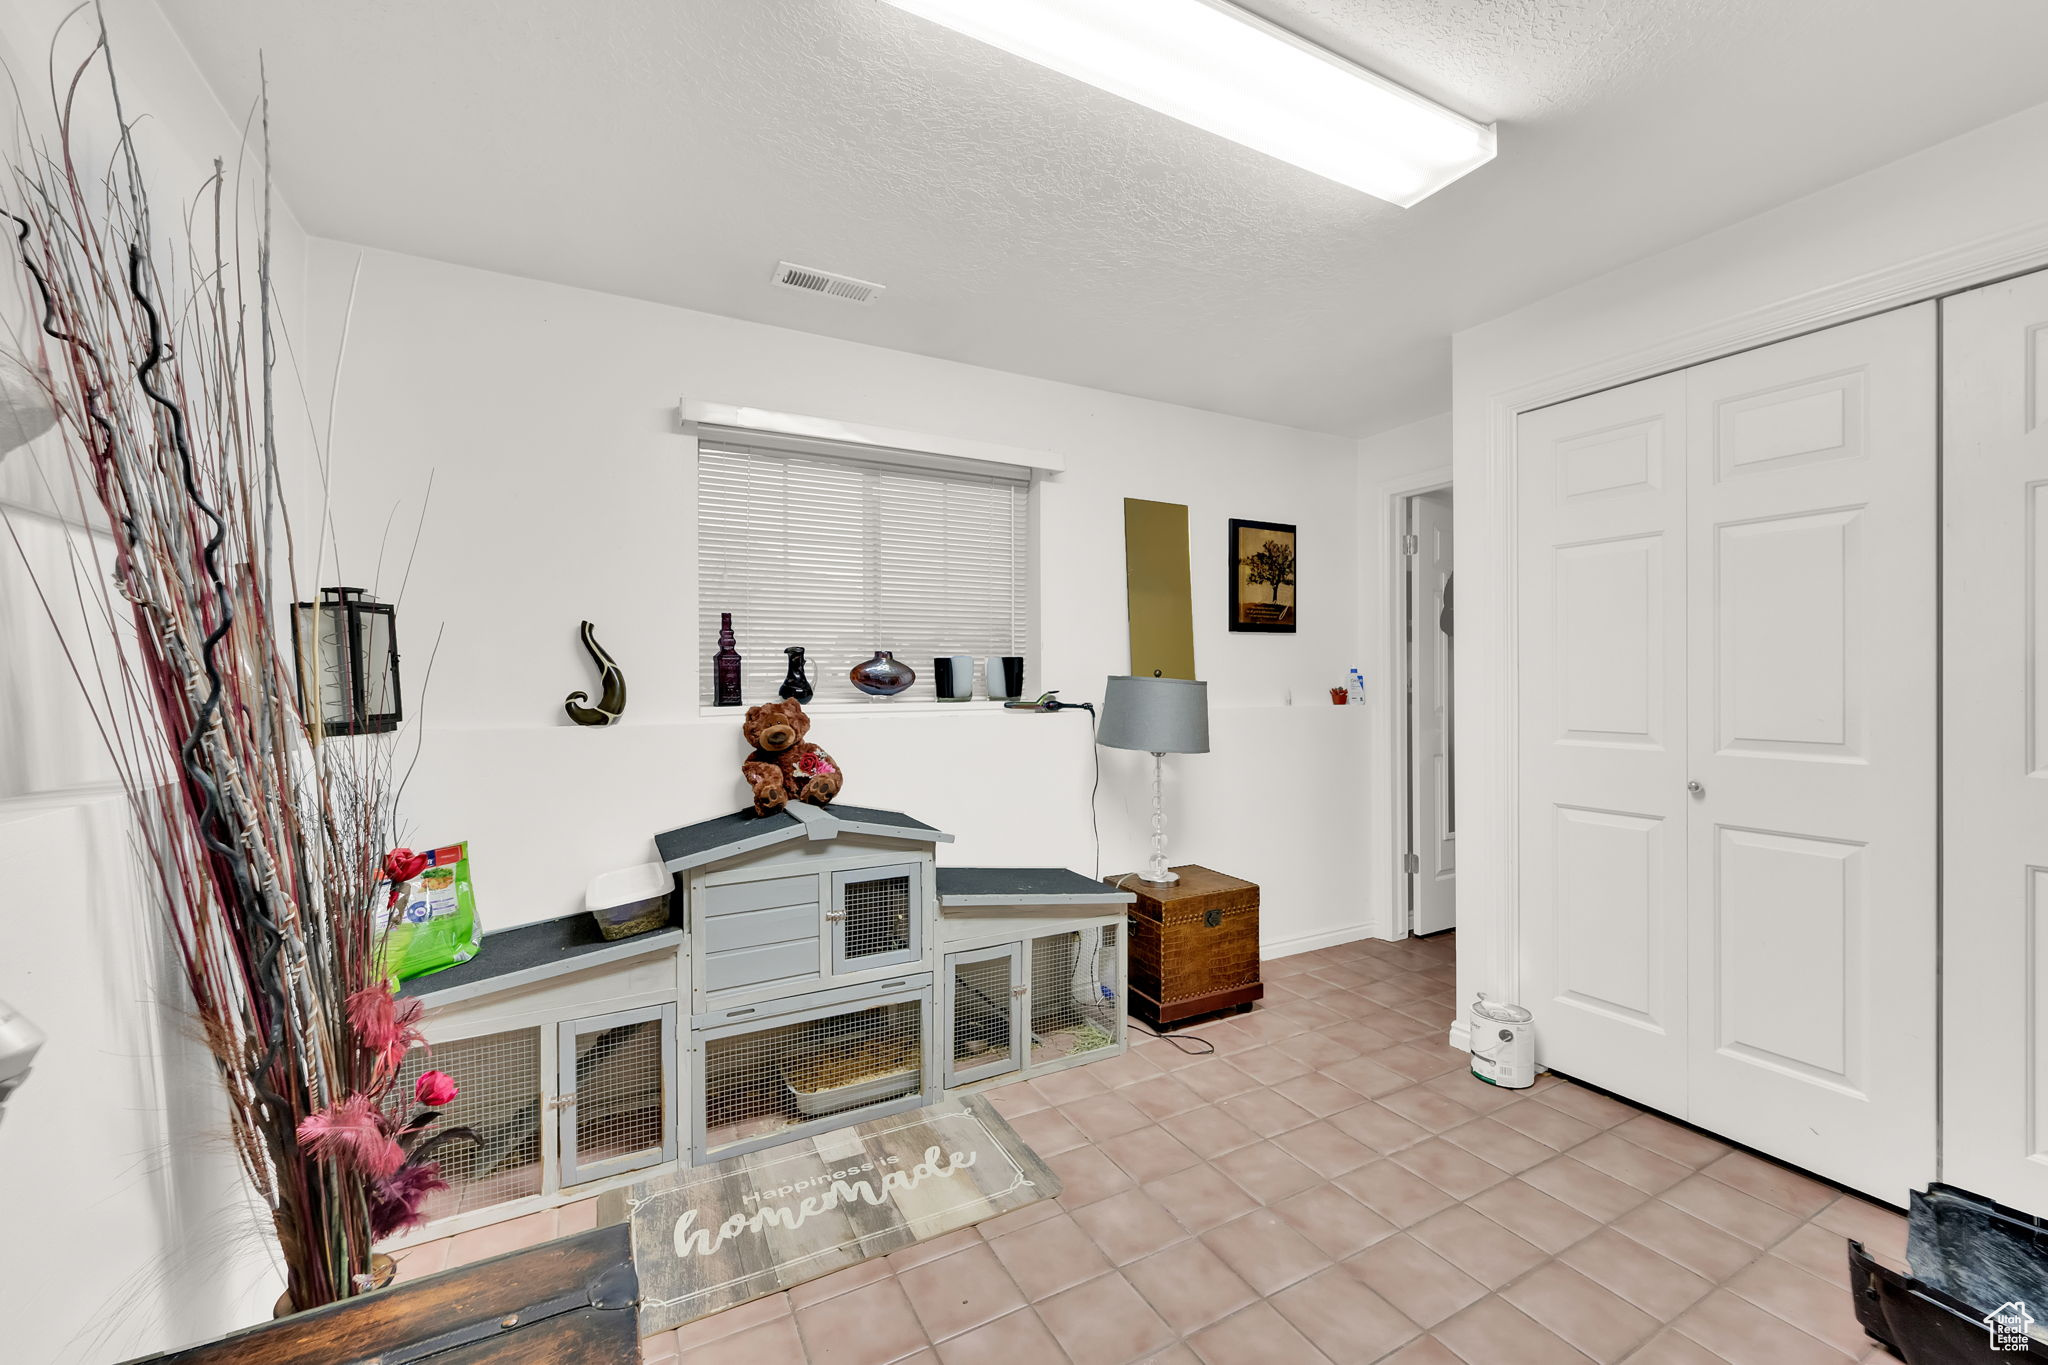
[385,802,1132,1245]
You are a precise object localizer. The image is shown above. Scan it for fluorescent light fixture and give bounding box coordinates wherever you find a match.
[880,0,1495,206]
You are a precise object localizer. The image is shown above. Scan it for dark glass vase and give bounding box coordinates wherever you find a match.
[849,650,915,698]
[713,612,742,707]
[778,646,814,704]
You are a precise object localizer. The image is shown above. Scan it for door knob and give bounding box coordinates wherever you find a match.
[1686,780,1704,796]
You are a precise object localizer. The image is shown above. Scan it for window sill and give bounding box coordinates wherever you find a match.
[697,698,1028,719]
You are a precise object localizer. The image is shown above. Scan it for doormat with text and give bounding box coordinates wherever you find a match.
[602,1094,1056,1334]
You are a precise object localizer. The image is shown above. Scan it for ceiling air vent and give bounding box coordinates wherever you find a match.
[772,261,885,305]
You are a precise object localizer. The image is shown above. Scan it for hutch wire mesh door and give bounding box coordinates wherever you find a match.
[557,1003,679,1186]
[1030,926,1122,1068]
[944,943,1024,1088]
[394,1026,546,1221]
[829,863,923,973]
[694,981,932,1161]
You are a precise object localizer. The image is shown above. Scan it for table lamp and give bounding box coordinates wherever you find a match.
[1098,675,1210,886]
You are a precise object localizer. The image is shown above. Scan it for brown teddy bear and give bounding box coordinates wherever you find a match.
[741,699,844,815]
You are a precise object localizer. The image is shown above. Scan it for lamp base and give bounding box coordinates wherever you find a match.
[1137,752,1181,888]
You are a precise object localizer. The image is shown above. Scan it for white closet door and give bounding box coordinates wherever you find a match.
[1942,269,2048,1210]
[1517,374,1691,1115]
[1411,490,1457,935]
[1681,304,1937,1201]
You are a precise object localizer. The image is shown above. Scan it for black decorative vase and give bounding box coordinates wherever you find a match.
[779,646,814,704]
[849,650,915,698]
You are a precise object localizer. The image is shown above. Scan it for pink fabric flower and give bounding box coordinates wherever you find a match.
[384,847,430,883]
[414,1070,458,1107]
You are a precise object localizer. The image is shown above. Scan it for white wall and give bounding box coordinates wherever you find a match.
[0,1,309,1357]
[1446,97,2048,1047]
[0,798,286,1361]
[1353,415,1452,944]
[302,242,1375,953]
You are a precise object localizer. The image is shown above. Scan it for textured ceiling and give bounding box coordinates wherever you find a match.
[160,0,2048,435]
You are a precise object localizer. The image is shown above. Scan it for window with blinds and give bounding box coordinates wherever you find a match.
[697,439,1030,705]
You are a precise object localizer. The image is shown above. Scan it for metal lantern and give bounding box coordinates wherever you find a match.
[292,586,401,737]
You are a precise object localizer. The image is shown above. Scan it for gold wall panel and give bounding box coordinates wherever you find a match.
[1123,498,1196,681]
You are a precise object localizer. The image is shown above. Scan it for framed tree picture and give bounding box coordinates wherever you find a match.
[1228,518,1297,633]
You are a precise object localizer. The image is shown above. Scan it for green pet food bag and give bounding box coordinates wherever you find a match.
[377,842,482,982]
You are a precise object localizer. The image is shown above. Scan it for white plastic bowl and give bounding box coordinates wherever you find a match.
[585,862,672,940]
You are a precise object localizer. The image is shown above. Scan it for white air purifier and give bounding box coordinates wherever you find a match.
[1468,996,1535,1089]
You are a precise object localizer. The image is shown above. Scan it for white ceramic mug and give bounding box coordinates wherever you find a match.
[937,654,975,700]
[986,655,1024,700]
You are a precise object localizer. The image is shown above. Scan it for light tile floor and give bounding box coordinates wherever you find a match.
[410,931,1912,1364]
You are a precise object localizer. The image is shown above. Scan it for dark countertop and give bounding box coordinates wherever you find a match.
[936,867,1138,905]
[654,807,803,870]
[399,912,682,1000]
[654,803,949,873]
[826,804,946,837]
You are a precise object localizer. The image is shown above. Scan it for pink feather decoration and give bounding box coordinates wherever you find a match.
[346,987,397,1047]
[385,997,425,1065]
[298,1095,407,1179]
[347,987,423,1054]
[367,1162,449,1239]
[346,986,426,1080]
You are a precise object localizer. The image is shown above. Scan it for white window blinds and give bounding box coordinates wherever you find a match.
[697,439,1030,705]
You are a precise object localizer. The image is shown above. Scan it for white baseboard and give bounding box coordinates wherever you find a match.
[1448,1018,1471,1053]
[1261,922,1382,960]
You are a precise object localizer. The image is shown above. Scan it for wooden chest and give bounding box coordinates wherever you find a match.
[1119,866,1262,1028]
[128,1224,640,1364]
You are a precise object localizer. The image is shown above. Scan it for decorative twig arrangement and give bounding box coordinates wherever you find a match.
[0,8,459,1312]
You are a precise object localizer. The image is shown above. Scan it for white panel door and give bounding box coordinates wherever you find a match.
[1517,374,1691,1116]
[1683,305,1936,1201]
[1411,490,1457,935]
[1943,269,2048,1211]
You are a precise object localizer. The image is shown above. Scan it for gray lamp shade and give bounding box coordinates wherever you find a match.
[1098,675,1209,754]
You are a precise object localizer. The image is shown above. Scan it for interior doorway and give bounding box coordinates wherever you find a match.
[1404,486,1456,935]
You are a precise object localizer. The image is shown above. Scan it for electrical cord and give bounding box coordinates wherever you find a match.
[1022,692,1101,876]
[1063,697,1215,1054]
[1088,706,1103,881]
[1074,705,1108,1012]
[1125,1018,1217,1056]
